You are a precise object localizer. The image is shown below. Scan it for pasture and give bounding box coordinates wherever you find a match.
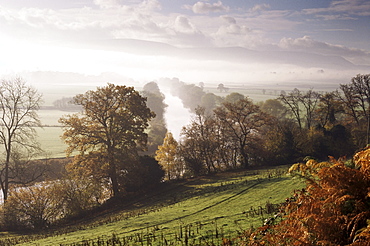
[36,109,72,158]
[4,166,304,245]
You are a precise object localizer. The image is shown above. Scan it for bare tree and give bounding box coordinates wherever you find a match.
[299,89,320,129]
[0,78,43,201]
[214,98,270,168]
[279,88,303,129]
[339,74,370,144]
[180,107,220,174]
[279,88,320,129]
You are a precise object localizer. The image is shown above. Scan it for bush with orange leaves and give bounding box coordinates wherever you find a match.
[242,148,370,245]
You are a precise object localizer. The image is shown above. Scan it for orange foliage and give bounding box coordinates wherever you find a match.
[246,148,370,245]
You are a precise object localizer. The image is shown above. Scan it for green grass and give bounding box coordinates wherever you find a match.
[36,109,72,158]
[35,127,67,158]
[4,166,304,246]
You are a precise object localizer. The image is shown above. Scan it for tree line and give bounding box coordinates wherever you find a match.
[0,74,369,230]
[156,74,369,180]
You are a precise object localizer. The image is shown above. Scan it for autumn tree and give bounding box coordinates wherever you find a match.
[59,84,154,197]
[214,98,270,168]
[180,107,221,175]
[155,132,179,180]
[0,78,43,201]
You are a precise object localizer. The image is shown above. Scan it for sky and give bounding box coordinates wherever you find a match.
[0,0,369,92]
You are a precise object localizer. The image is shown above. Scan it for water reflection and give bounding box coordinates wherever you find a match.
[160,87,192,141]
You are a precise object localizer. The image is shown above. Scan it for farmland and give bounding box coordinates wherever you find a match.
[2,166,304,245]
[36,109,70,158]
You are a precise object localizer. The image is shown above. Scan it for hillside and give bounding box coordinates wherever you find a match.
[1,165,304,246]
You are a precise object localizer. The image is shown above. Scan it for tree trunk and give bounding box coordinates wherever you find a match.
[108,145,120,197]
[3,138,11,201]
[109,157,120,197]
[240,148,249,169]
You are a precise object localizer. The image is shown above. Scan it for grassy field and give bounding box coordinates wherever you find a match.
[35,109,71,158]
[2,166,304,246]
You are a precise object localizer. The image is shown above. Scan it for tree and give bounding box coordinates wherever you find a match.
[279,88,321,129]
[200,93,221,115]
[0,78,43,201]
[217,83,229,93]
[180,107,221,175]
[214,98,270,168]
[279,88,303,129]
[53,97,81,111]
[315,91,344,128]
[260,99,287,120]
[178,83,205,112]
[300,89,320,129]
[123,155,164,192]
[339,74,370,145]
[155,132,179,180]
[141,82,168,155]
[59,84,154,197]
[261,118,300,165]
[224,92,244,103]
[142,82,167,121]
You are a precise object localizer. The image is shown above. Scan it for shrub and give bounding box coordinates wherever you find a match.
[1,182,63,230]
[244,148,370,245]
[53,177,109,217]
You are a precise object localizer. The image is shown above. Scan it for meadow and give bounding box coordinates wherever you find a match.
[0,166,304,246]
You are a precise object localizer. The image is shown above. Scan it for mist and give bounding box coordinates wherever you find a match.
[157,80,192,141]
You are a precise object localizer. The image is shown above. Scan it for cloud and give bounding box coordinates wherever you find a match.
[330,0,370,15]
[139,0,161,12]
[250,3,270,12]
[221,16,236,24]
[302,0,370,19]
[0,1,165,43]
[0,0,369,58]
[94,0,121,9]
[217,16,251,35]
[174,16,195,33]
[184,1,230,14]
